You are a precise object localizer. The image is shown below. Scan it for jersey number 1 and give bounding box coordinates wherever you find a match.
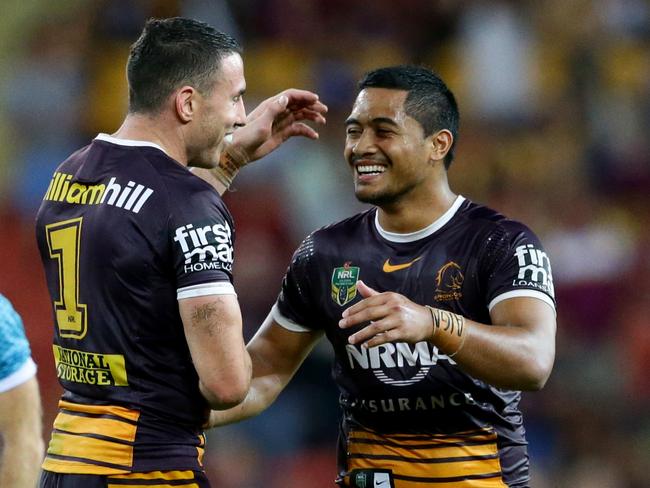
[45,217,88,339]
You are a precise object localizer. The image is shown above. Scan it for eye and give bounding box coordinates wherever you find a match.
[232,95,241,103]
[346,127,361,136]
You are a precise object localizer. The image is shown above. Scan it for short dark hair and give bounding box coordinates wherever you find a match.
[358,65,459,168]
[127,17,242,113]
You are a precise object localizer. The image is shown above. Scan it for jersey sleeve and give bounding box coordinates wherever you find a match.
[481,221,556,312]
[0,295,37,393]
[272,233,320,332]
[168,187,236,300]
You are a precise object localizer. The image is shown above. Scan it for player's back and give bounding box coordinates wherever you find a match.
[35,135,222,474]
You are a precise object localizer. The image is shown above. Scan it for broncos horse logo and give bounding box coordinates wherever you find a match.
[434,261,464,301]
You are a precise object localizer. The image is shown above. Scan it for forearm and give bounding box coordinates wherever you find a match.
[192,148,246,196]
[0,432,44,488]
[207,371,286,428]
[427,307,554,390]
[0,378,44,487]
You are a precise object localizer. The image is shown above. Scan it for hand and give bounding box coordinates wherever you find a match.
[338,281,434,348]
[229,88,328,165]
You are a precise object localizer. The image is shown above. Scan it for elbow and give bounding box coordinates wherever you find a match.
[201,376,251,410]
[519,352,555,391]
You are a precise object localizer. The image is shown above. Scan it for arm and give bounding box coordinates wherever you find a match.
[193,88,328,195]
[339,281,556,391]
[207,313,323,428]
[179,294,251,409]
[0,376,44,488]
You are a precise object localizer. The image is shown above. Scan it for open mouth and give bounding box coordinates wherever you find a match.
[355,164,386,176]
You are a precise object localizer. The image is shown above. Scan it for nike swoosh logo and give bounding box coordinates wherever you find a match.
[382,256,422,273]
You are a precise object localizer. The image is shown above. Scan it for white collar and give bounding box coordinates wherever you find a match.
[374,195,466,243]
[95,133,168,156]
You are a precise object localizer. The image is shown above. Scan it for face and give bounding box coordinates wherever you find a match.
[344,88,434,206]
[190,52,246,168]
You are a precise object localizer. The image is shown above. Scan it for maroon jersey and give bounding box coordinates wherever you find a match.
[274,196,555,487]
[35,134,236,474]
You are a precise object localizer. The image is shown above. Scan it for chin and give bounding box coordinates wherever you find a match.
[355,189,394,206]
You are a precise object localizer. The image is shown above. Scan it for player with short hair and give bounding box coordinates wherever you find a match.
[0,293,44,488]
[35,17,326,488]
[209,65,556,487]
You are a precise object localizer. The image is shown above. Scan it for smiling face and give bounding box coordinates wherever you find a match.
[189,53,246,168]
[344,88,435,206]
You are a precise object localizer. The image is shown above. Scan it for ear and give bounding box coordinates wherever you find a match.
[175,86,197,123]
[429,129,454,164]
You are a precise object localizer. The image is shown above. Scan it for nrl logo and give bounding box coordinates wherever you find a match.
[331,262,360,306]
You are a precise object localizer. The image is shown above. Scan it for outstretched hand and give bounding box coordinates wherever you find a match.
[229,88,327,165]
[338,281,434,348]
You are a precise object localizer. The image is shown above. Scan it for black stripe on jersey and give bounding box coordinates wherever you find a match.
[107,479,198,486]
[51,428,135,446]
[348,453,500,464]
[45,452,132,471]
[392,471,504,483]
[58,407,139,426]
[348,436,499,450]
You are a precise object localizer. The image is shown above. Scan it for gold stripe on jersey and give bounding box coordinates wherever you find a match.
[347,427,506,487]
[53,412,137,442]
[42,400,140,474]
[107,469,200,487]
[57,400,140,421]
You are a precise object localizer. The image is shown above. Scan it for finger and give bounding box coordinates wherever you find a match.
[357,280,380,298]
[340,282,384,320]
[347,318,395,346]
[339,302,394,329]
[362,329,399,349]
[281,88,322,106]
[291,108,327,125]
[281,122,319,140]
[288,100,328,115]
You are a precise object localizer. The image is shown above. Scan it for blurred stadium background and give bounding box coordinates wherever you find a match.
[0,0,648,486]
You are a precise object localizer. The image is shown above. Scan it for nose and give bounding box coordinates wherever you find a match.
[350,129,376,156]
[234,98,246,128]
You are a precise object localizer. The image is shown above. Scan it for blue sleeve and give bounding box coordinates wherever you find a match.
[0,294,33,383]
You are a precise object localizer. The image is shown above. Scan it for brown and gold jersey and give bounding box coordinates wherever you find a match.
[35,134,236,474]
[274,196,555,487]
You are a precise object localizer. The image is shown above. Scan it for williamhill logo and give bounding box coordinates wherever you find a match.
[173,221,234,274]
[43,172,154,214]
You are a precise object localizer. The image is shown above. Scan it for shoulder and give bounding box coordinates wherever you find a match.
[289,210,373,268]
[310,209,374,243]
[458,199,541,243]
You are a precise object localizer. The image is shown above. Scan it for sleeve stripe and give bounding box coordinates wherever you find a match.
[488,290,556,313]
[271,303,312,333]
[177,282,236,300]
[0,357,37,393]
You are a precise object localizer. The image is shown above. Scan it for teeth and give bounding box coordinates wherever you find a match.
[357,165,386,174]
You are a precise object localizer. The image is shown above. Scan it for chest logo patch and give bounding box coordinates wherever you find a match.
[331,262,360,306]
[434,261,464,301]
[382,256,422,273]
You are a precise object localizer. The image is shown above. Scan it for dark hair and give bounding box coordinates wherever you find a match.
[358,65,459,168]
[127,17,242,113]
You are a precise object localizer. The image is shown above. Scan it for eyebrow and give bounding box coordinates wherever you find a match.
[344,117,399,127]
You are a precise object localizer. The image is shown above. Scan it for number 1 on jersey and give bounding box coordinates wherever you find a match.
[45,218,88,339]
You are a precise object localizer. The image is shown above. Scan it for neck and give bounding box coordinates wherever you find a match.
[112,113,188,165]
[376,179,457,234]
